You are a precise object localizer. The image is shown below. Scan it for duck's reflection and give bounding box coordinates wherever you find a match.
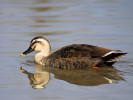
[20,64,124,89]
[20,67,50,89]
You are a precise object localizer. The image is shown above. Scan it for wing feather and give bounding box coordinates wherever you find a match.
[49,44,117,59]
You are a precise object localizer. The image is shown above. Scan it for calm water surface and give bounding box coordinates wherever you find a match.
[0,0,133,100]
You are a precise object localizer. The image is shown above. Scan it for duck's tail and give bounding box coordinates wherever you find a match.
[102,51,127,66]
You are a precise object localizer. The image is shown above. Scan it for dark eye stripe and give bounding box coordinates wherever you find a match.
[30,41,41,47]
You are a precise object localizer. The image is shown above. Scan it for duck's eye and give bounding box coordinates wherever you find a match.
[31,41,44,51]
[30,41,39,49]
[31,41,41,46]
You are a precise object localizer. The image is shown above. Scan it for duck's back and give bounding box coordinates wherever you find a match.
[46,44,115,69]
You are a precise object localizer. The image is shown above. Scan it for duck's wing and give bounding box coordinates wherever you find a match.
[49,44,119,59]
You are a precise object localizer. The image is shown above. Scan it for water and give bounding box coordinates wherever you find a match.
[0,0,133,100]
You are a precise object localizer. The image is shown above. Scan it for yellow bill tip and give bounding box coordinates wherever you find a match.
[20,69,25,72]
[20,67,25,72]
[20,53,25,56]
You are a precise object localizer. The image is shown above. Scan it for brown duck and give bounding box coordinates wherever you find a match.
[21,36,127,69]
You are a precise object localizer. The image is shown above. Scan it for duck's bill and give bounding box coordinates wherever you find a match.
[20,53,25,56]
[21,46,34,56]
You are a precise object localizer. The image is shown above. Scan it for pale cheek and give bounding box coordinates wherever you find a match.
[34,48,40,51]
[34,45,42,51]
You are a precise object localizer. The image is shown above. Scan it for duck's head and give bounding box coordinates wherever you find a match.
[21,36,51,56]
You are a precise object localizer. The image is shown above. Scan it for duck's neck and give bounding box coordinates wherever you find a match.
[35,47,50,65]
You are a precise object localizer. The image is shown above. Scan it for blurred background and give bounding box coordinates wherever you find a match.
[0,0,133,100]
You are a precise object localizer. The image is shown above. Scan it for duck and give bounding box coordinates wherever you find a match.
[21,36,127,69]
